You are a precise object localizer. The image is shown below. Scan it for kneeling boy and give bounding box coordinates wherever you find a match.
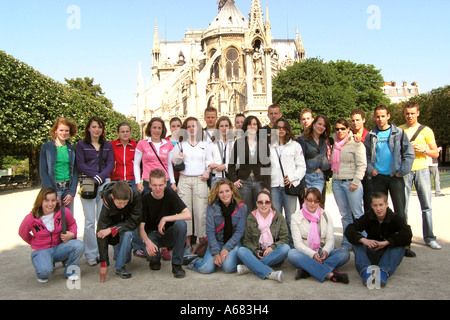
[97,180,142,282]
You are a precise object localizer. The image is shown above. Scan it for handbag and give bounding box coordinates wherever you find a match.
[193,202,244,258]
[173,142,185,171]
[80,143,103,199]
[275,147,304,196]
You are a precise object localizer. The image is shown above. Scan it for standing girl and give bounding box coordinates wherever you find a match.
[228,115,271,215]
[170,117,209,252]
[76,117,114,266]
[39,118,78,214]
[134,117,175,196]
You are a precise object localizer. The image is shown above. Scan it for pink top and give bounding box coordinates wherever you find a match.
[135,138,174,181]
[18,208,78,250]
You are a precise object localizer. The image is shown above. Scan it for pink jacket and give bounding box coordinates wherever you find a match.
[18,209,78,250]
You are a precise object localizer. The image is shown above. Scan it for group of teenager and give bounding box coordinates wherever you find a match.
[19,102,442,288]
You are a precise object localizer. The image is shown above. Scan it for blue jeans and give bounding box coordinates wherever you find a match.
[288,248,350,282]
[404,169,436,243]
[56,185,75,215]
[31,240,84,280]
[239,176,263,215]
[112,231,133,269]
[80,178,110,261]
[188,242,241,274]
[271,187,298,246]
[305,172,325,192]
[237,244,290,279]
[353,244,405,278]
[143,220,187,265]
[332,180,365,249]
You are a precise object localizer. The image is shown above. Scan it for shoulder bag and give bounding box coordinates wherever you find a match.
[275,146,304,196]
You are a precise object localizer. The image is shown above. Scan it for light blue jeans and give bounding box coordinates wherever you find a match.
[237,244,290,279]
[305,172,325,192]
[80,178,110,261]
[271,186,298,246]
[188,241,241,274]
[112,231,133,269]
[332,179,365,249]
[404,169,436,243]
[288,248,350,282]
[31,240,84,280]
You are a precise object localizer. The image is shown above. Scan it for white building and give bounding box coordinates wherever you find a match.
[382,81,420,104]
[132,0,306,129]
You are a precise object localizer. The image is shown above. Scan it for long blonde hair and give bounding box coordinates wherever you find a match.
[208,179,243,205]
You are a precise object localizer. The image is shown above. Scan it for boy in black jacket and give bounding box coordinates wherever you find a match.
[344,192,412,287]
[97,181,141,282]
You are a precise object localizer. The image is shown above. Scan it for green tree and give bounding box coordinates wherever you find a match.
[65,77,113,109]
[0,51,140,184]
[272,57,390,134]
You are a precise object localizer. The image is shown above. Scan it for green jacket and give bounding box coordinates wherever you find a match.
[242,210,290,255]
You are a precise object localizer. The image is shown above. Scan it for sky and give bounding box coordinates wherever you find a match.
[1,0,449,117]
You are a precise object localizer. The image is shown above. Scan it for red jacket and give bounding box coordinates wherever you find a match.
[18,209,78,250]
[110,139,137,181]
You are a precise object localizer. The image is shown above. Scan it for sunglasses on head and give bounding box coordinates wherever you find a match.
[257,200,271,205]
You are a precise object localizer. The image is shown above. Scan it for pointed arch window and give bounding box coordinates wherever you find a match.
[226,47,239,81]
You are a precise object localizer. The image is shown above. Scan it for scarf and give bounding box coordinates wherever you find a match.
[301,202,322,251]
[331,135,349,173]
[219,199,236,244]
[252,208,275,250]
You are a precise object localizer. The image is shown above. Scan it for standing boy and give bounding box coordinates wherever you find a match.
[400,102,441,251]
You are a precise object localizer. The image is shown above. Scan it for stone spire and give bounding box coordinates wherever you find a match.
[249,0,264,33]
[151,20,160,67]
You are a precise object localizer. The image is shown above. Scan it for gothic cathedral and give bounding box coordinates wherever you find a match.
[133,0,305,127]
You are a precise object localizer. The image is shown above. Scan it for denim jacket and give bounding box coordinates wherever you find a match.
[39,140,78,196]
[364,123,415,177]
[297,136,331,173]
[206,201,247,255]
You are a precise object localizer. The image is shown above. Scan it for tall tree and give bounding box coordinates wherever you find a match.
[272,57,390,134]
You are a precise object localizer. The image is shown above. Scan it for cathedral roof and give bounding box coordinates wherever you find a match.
[206,0,248,34]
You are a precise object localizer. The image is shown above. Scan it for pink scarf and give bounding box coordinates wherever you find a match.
[331,135,349,173]
[253,209,275,250]
[301,203,322,251]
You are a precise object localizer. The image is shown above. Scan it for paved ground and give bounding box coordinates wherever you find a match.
[1,186,449,302]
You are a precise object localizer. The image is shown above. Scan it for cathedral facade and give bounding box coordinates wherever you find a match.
[133,0,305,128]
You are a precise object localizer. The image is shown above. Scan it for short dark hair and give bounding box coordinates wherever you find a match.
[371,192,388,203]
[351,109,366,120]
[373,105,390,115]
[112,181,131,200]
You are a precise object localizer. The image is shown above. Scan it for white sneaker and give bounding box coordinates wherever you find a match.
[37,277,48,283]
[266,270,283,283]
[427,240,441,250]
[87,258,98,266]
[237,264,250,275]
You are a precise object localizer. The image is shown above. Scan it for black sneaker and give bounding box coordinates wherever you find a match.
[404,248,416,258]
[172,264,186,278]
[294,268,310,280]
[115,266,132,279]
[330,269,349,284]
[149,261,161,270]
[182,254,198,266]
